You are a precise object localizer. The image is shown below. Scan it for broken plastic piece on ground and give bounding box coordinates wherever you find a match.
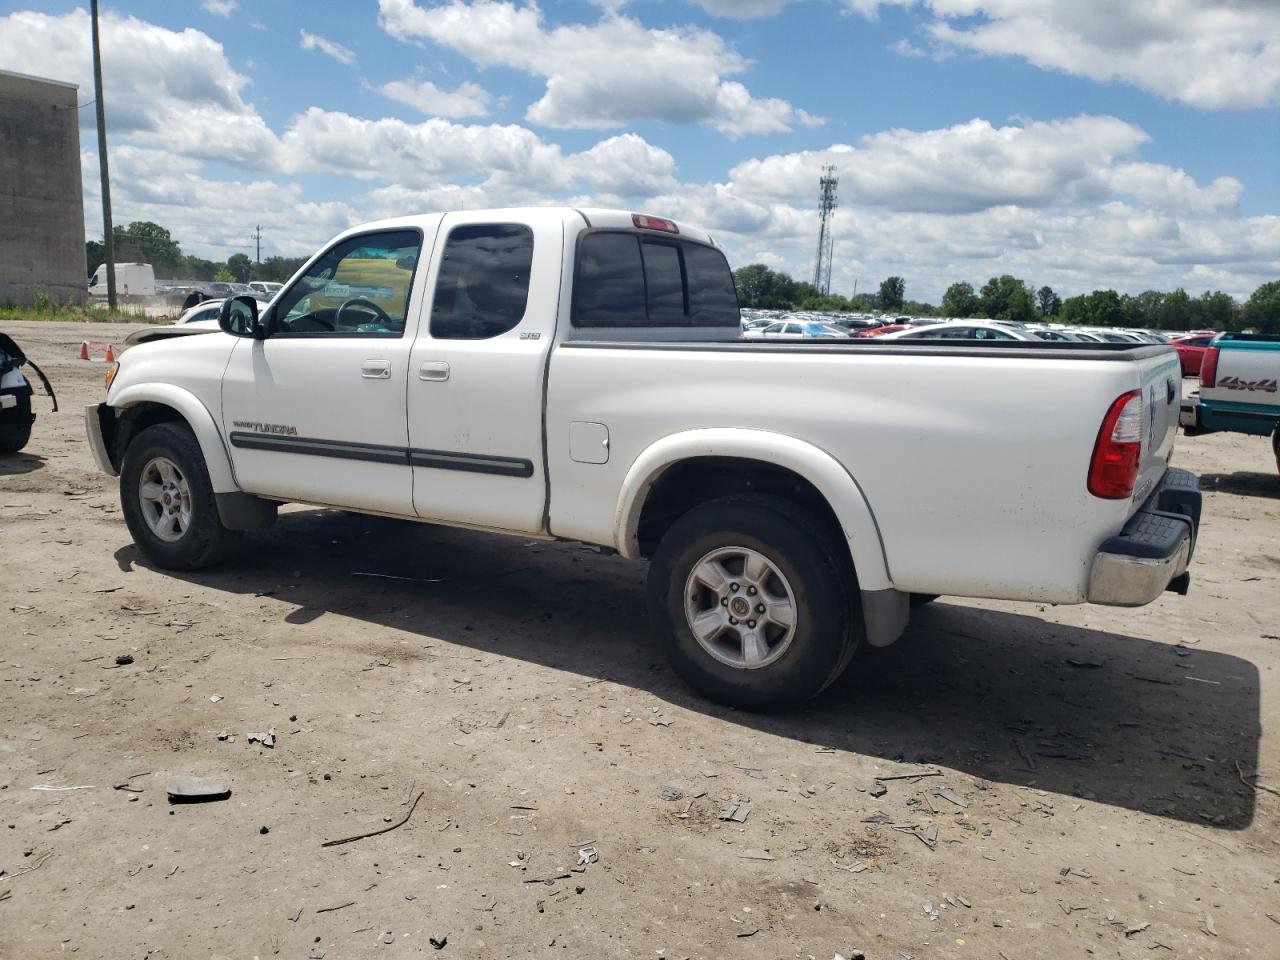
[166,776,231,803]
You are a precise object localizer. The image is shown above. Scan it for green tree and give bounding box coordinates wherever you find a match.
[941,281,978,318]
[734,264,799,309]
[1036,285,1062,317]
[1243,279,1280,334]
[213,266,236,283]
[226,253,252,283]
[1197,290,1238,332]
[1086,289,1126,327]
[1127,290,1165,329]
[979,275,1034,321]
[85,239,104,276]
[112,221,184,277]
[1159,288,1193,330]
[252,256,307,283]
[1059,294,1088,325]
[878,276,906,311]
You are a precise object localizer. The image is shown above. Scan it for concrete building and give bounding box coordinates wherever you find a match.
[0,69,86,306]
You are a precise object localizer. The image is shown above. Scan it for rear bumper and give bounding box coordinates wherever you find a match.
[1088,467,1200,607]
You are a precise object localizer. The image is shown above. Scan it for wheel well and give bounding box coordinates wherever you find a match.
[113,402,187,466]
[636,457,848,562]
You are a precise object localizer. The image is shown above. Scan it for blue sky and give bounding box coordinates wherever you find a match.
[1,1,1276,301]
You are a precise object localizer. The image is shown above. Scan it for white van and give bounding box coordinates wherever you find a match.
[88,262,155,300]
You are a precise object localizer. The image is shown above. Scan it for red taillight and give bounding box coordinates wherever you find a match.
[1088,390,1144,499]
[632,213,679,234]
[1200,345,1219,388]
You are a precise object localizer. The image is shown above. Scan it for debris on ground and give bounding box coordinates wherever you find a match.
[321,792,423,847]
[576,846,598,866]
[869,783,888,798]
[660,785,684,802]
[933,787,969,808]
[113,654,133,666]
[315,901,355,914]
[166,777,231,803]
[247,729,276,748]
[719,801,750,823]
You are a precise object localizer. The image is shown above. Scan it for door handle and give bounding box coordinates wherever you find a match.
[419,361,450,382]
[361,360,392,380]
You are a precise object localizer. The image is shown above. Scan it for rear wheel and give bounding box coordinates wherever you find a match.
[120,423,241,570]
[647,496,856,711]
[1272,426,1279,476]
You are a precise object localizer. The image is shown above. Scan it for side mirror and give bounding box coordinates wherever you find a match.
[218,295,264,339]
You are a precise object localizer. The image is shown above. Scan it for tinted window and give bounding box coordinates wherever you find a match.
[642,242,685,324]
[575,231,738,328]
[763,322,784,333]
[1185,336,1212,346]
[273,229,421,337]
[685,242,738,326]
[575,233,646,327]
[430,224,534,340]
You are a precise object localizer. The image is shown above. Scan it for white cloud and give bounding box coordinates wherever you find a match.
[299,30,357,66]
[376,0,819,136]
[381,78,493,118]
[566,134,678,195]
[691,0,796,16]
[846,1,1280,109]
[0,9,280,168]
[724,116,1245,219]
[202,0,238,17]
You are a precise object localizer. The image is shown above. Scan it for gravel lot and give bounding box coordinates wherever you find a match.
[2,319,1278,959]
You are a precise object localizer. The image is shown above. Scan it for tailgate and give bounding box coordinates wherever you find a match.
[1130,349,1183,509]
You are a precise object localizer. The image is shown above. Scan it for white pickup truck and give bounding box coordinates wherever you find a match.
[86,207,1202,709]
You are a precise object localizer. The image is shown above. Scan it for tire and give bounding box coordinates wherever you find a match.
[1272,426,1279,476]
[646,495,856,711]
[119,422,241,570]
[0,420,31,454]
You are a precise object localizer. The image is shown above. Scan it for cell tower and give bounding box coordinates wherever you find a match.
[812,164,838,295]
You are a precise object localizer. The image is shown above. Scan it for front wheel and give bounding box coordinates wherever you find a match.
[646,496,856,711]
[119,422,241,570]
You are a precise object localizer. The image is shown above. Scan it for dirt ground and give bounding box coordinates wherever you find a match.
[2,319,1278,960]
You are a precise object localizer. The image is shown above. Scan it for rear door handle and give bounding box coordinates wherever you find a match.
[419,361,450,382]
[361,360,392,380]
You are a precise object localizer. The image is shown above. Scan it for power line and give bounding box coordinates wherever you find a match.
[252,224,263,263]
[812,164,838,297]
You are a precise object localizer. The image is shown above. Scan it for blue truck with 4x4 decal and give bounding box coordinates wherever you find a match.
[1180,332,1280,474]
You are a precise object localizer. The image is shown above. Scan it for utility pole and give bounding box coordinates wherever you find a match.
[90,0,116,310]
[252,224,263,263]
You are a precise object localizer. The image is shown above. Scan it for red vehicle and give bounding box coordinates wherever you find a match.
[857,323,910,338]
[1172,333,1217,376]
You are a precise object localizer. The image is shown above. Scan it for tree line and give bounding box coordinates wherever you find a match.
[86,221,307,285]
[734,263,1280,334]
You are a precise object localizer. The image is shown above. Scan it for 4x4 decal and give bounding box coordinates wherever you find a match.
[1218,376,1277,394]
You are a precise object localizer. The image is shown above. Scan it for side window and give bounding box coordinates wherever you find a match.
[574,233,646,327]
[763,322,784,333]
[272,229,421,337]
[430,223,535,340]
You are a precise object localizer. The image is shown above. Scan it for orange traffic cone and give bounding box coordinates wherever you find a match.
[79,341,90,360]
[104,344,116,363]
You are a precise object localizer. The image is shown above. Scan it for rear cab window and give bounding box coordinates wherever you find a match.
[573,230,738,332]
